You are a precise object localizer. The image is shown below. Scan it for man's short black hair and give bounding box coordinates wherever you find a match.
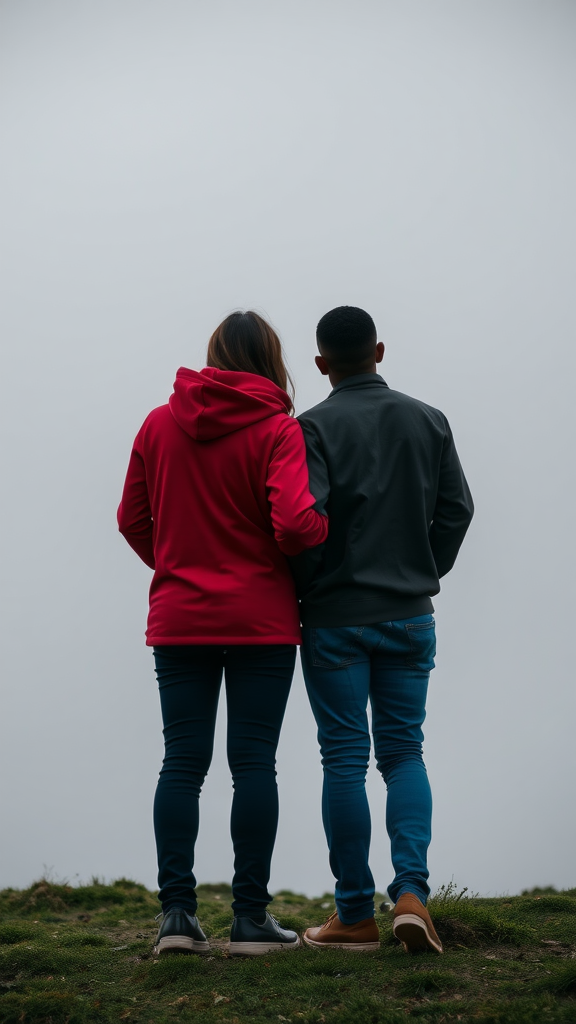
[316,306,377,369]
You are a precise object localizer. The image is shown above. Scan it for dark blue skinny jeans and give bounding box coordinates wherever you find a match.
[301,615,435,924]
[153,644,295,917]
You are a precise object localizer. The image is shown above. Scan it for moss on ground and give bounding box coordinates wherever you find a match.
[1,880,575,1023]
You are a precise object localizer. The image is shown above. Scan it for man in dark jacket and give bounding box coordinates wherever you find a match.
[296,306,474,954]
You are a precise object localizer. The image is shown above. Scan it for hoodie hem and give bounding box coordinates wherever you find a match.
[146,634,301,646]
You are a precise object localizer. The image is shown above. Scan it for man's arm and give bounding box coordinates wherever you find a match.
[429,420,474,578]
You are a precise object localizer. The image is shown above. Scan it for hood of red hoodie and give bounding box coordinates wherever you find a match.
[169,366,292,441]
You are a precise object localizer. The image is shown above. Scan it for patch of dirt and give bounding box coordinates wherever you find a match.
[538,941,576,959]
[435,918,479,947]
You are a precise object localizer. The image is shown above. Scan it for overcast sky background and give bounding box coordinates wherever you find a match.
[1,0,575,900]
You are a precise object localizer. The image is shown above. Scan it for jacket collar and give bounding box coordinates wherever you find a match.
[329,372,389,397]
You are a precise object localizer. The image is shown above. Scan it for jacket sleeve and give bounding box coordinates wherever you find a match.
[117,444,155,569]
[288,417,330,594]
[429,419,474,578]
[266,418,328,557]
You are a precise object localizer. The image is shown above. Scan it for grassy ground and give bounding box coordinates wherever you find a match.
[1,879,576,1023]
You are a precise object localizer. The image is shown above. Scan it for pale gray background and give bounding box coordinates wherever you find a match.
[1,0,575,898]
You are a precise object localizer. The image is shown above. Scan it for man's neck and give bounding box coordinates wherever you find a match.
[328,364,378,387]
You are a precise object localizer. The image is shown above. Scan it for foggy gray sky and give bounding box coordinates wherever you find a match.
[1,0,575,899]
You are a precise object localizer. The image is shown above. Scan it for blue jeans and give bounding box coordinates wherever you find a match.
[153,644,295,916]
[301,615,435,923]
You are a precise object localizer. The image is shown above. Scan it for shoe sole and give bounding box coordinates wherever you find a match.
[228,938,300,956]
[154,936,210,955]
[303,933,380,951]
[393,914,443,954]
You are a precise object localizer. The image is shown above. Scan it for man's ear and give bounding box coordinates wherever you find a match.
[315,355,331,376]
[375,342,385,364]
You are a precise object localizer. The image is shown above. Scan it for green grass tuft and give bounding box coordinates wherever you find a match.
[0,924,39,946]
[431,903,533,947]
[0,990,92,1024]
[0,877,157,918]
[514,895,576,916]
[538,963,576,995]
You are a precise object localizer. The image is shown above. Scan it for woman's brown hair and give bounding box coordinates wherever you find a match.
[206,311,295,413]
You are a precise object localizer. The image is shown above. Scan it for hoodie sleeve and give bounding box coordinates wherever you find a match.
[288,416,330,594]
[266,418,328,556]
[117,440,156,570]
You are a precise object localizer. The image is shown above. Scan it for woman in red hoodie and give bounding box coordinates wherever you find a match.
[118,311,327,956]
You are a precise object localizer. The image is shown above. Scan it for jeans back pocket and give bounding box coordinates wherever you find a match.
[405,620,436,672]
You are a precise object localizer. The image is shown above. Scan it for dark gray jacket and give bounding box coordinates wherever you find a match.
[292,373,474,627]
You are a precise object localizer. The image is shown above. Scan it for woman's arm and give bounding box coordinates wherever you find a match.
[266,418,328,556]
[117,446,156,569]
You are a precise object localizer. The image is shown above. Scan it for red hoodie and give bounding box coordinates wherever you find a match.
[117,366,328,645]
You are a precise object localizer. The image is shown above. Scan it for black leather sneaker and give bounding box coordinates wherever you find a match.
[153,907,210,954]
[229,912,300,956]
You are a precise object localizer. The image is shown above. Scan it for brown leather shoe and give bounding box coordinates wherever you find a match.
[303,911,380,950]
[393,893,443,953]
